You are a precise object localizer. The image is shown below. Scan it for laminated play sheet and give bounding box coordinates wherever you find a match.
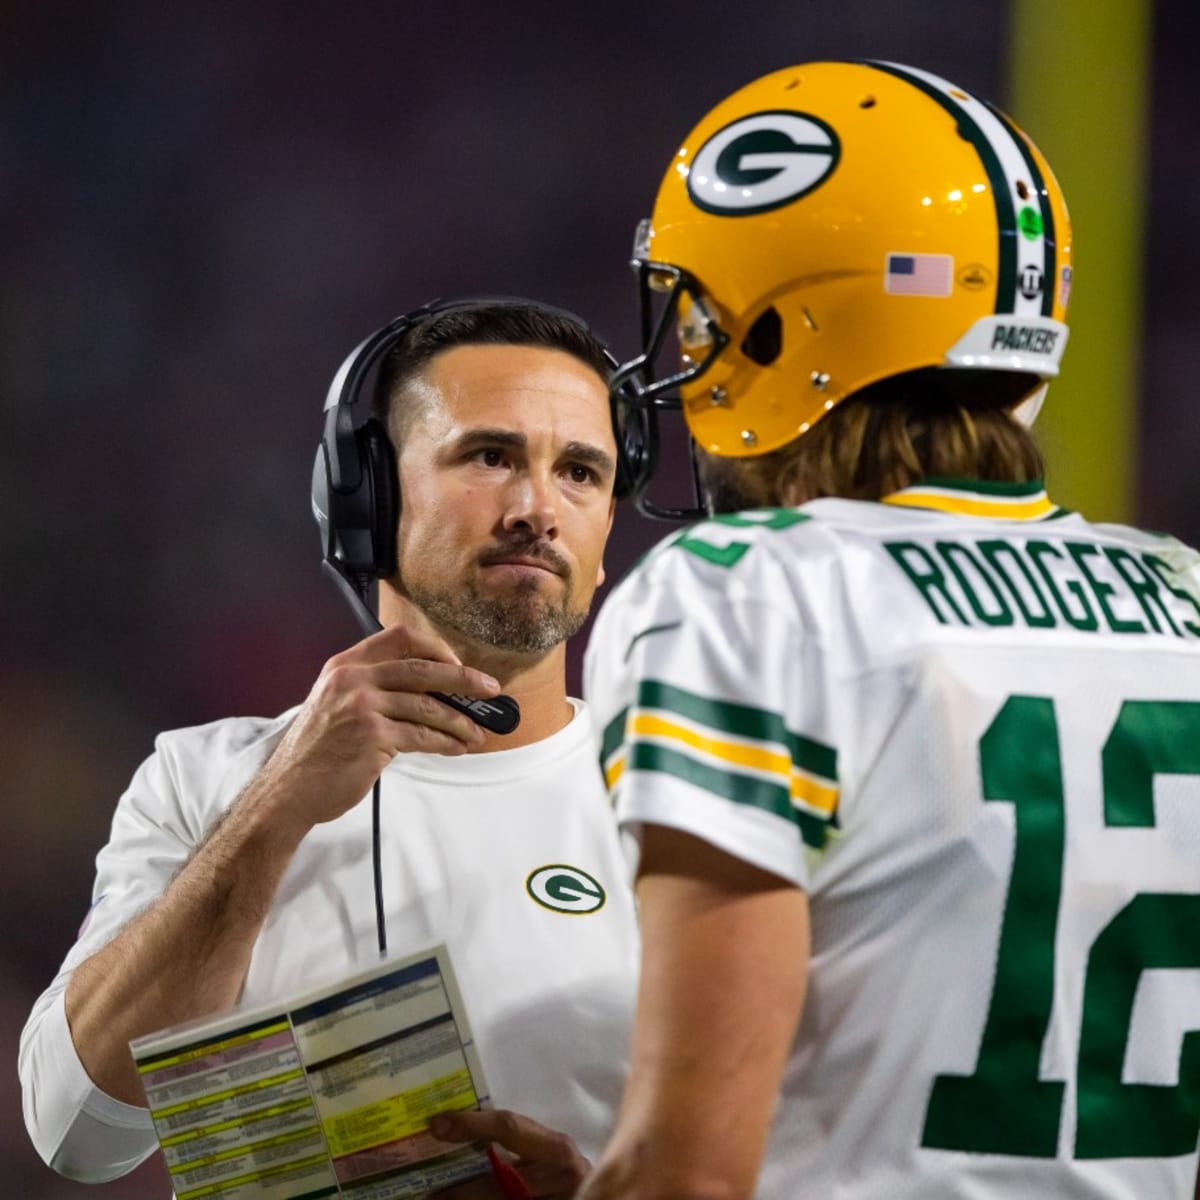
[130,946,492,1199]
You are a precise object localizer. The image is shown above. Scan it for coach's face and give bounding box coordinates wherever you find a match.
[390,344,617,656]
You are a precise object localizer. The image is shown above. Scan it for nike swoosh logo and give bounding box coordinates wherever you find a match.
[624,620,684,662]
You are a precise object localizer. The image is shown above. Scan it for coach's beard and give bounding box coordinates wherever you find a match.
[408,557,585,655]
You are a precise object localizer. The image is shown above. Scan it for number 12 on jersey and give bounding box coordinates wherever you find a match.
[921,696,1200,1160]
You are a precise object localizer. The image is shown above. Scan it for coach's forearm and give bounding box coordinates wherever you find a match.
[64,779,311,1106]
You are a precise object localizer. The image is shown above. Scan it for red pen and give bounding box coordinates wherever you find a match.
[487,1144,533,1200]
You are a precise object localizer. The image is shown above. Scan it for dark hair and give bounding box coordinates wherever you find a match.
[369,302,612,446]
[700,368,1045,510]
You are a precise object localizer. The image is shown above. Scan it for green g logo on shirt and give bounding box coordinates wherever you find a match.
[526,865,607,914]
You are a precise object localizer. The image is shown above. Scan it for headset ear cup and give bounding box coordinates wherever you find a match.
[361,419,399,579]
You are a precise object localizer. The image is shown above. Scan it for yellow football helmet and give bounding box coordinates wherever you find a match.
[614,60,1072,517]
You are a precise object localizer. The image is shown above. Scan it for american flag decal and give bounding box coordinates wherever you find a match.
[884,253,954,297]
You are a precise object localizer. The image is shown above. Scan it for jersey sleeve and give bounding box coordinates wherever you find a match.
[585,519,839,890]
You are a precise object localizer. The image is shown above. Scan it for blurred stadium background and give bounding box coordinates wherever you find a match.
[2,1,1196,1194]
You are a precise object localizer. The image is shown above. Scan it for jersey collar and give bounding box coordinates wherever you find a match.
[881,477,1067,521]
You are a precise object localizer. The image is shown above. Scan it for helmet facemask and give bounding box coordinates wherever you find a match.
[611,219,731,520]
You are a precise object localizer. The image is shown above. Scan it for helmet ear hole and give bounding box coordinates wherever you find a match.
[741,306,782,366]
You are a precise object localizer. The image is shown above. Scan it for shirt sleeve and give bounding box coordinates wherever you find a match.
[18,988,157,1181]
[586,531,840,891]
[17,734,199,1180]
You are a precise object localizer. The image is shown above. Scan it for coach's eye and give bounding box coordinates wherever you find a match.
[567,463,598,485]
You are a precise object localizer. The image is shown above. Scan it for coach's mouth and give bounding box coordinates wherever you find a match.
[479,542,569,578]
[481,556,564,582]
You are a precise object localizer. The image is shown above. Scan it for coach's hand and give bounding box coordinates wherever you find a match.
[258,622,500,833]
[428,1109,591,1200]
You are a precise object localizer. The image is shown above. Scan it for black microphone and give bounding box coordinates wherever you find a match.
[428,692,521,735]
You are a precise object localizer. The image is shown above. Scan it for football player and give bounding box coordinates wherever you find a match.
[582,60,1200,1199]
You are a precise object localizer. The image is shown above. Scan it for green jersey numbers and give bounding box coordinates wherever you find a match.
[1080,701,1200,1159]
[922,696,1200,1160]
[674,509,810,569]
[922,697,1065,1156]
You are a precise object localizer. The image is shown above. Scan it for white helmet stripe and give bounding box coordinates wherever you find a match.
[985,99,1058,318]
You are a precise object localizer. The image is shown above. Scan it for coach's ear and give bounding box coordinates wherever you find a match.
[596,499,616,587]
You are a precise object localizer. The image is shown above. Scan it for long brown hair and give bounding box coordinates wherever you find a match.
[699,368,1046,511]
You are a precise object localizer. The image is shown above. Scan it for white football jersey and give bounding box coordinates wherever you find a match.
[585,479,1200,1200]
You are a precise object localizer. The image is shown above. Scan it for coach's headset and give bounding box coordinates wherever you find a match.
[311,296,641,734]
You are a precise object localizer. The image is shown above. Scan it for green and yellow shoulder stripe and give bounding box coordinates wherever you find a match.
[600,680,839,851]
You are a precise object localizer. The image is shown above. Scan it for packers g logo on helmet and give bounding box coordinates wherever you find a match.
[687,112,841,216]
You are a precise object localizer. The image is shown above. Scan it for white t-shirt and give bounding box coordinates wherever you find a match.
[20,699,638,1183]
[585,480,1200,1200]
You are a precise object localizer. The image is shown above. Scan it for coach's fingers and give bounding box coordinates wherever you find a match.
[376,703,486,755]
[430,1110,589,1192]
[352,619,465,667]
[430,1109,576,1162]
[370,657,501,704]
